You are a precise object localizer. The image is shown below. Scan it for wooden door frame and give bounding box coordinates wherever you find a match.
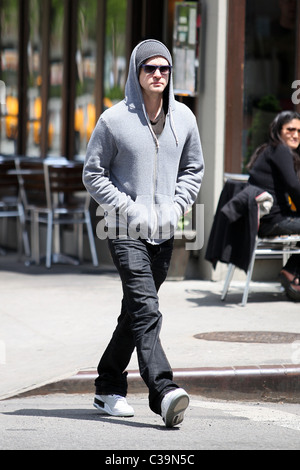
[224,0,246,174]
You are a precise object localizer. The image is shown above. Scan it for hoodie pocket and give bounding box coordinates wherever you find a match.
[125,195,158,239]
[155,194,182,239]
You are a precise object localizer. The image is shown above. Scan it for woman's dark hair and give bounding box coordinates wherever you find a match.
[247,110,300,176]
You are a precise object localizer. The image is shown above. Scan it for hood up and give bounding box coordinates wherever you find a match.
[124,39,177,114]
[124,39,178,146]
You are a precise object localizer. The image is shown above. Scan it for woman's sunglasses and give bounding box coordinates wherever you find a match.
[140,64,172,75]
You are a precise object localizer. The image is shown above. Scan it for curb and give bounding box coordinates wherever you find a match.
[9,364,300,403]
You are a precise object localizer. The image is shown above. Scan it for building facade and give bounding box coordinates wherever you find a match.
[1,0,299,279]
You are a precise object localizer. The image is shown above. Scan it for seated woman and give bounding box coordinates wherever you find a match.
[247,110,300,302]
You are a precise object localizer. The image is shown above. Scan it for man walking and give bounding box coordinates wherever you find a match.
[83,39,204,427]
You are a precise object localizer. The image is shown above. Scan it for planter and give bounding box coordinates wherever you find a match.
[167,230,196,280]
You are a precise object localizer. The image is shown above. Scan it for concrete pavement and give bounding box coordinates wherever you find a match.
[1,251,300,402]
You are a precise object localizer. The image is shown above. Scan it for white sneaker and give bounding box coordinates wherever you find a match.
[93,394,134,417]
[161,388,189,427]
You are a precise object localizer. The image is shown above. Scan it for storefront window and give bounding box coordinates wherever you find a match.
[48,0,64,156]
[26,0,42,156]
[243,0,297,167]
[74,0,127,159]
[104,0,127,105]
[172,1,200,96]
[75,0,98,158]
[0,0,19,155]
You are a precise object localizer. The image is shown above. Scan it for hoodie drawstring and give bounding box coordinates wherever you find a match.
[169,109,179,146]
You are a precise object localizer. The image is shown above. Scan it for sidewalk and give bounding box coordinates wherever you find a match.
[1,252,300,402]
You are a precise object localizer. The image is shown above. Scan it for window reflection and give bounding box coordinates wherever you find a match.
[0,0,19,155]
[27,0,43,156]
[48,0,64,156]
[75,0,127,159]
[243,0,297,167]
[0,0,129,159]
[75,0,98,158]
[104,0,127,104]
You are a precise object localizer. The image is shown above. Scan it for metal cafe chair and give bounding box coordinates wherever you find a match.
[219,174,300,306]
[0,156,30,257]
[15,157,47,264]
[43,161,98,268]
[221,234,300,306]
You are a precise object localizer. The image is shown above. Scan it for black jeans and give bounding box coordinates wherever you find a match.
[259,216,300,276]
[95,236,179,415]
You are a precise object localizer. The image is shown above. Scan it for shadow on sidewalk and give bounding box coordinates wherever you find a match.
[0,250,117,276]
[184,287,288,307]
[2,407,168,430]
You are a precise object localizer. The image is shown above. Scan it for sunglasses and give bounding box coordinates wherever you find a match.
[285,127,300,134]
[140,64,172,75]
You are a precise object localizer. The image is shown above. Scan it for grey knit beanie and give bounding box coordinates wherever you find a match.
[135,39,172,71]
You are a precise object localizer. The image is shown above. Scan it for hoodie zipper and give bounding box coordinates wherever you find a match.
[151,140,159,237]
[146,111,178,239]
[149,124,159,238]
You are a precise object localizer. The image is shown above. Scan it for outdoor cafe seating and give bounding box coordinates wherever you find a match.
[206,174,300,306]
[0,155,98,268]
[0,156,30,257]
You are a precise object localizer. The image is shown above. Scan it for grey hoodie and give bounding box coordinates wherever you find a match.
[83,39,204,242]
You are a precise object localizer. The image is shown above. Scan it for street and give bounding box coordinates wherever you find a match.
[1,393,300,451]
